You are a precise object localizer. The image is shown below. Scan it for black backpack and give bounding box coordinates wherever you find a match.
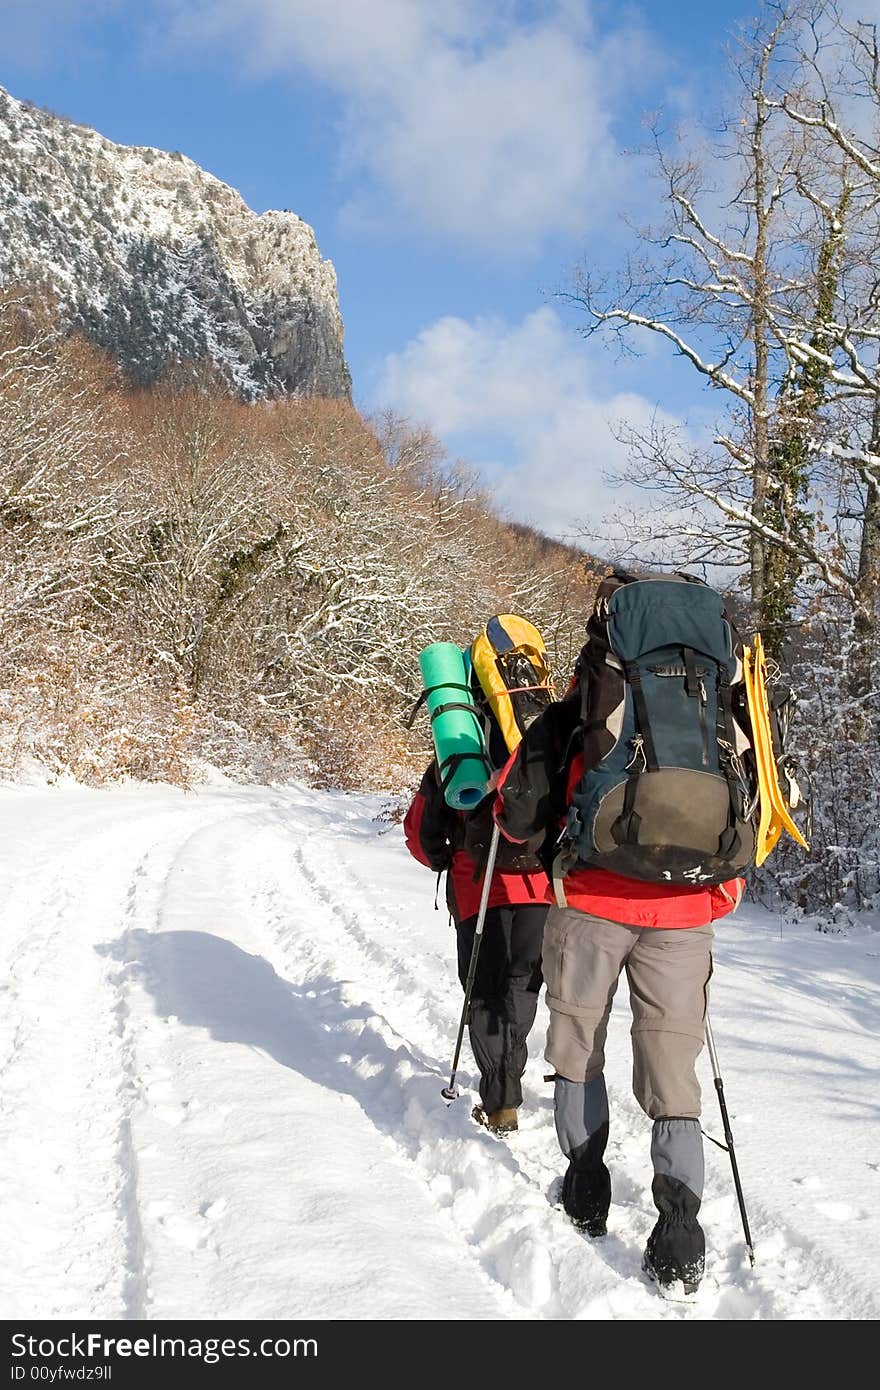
[463,793,544,874]
[561,571,759,886]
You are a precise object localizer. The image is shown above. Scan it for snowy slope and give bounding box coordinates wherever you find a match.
[0,783,877,1321]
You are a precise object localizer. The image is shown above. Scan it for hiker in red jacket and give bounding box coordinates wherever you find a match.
[404,763,548,1135]
[493,674,744,1296]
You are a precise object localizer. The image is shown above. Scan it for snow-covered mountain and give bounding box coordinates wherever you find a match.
[0,85,351,399]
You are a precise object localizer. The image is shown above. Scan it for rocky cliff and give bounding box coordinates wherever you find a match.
[0,85,351,399]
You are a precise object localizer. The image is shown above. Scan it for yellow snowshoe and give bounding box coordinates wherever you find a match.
[742,636,810,865]
[470,615,555,755]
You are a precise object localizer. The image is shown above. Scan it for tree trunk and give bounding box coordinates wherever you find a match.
[851,398,880,698]
[750,53,772,632]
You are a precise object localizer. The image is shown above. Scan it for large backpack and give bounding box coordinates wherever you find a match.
[560,571,758,887]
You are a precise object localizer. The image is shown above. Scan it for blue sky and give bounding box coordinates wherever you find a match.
[0,0,762,539]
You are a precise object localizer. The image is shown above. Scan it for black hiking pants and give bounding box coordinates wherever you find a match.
[456,903,546,1114]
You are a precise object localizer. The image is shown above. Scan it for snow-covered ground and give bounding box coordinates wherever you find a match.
[0,783,877,1321]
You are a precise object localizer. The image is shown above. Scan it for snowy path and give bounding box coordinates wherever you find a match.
[0,784,877,1321]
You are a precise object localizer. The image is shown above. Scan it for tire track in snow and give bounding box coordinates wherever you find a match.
[102,793,295,1320]
[110,797,515,1320]
[108,827,238,1319]
[0,797,201,1317]
[0,802,113,1082]
[0,792,246,1319]
[98,805,261,1319]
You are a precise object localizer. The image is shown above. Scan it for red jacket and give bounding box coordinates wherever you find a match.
[493,693,744,930]
[403,765,547,922]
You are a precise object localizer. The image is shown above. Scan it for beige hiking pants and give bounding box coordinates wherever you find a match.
[542,908,713,1118]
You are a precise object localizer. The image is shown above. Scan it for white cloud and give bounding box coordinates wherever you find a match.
[377,306,688,542]
[160,0,660,253]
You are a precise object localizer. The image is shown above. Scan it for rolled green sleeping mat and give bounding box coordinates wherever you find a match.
[418,642,491,809]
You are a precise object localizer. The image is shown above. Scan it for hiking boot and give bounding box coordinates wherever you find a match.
[472,1105,518,1134]
[561,1138,611,1237]
[643,1175,705,1296]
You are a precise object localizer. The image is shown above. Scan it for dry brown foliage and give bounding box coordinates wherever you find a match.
[0,290,598,788]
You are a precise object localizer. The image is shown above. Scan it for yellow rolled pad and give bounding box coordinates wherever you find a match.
[743,636,810,865]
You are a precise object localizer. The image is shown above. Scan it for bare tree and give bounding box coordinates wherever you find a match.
[0,288,127,650]
[768,6,880,689]
[563,0,880,914]
[564,4,865,645]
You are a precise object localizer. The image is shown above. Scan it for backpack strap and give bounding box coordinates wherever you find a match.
[437,750,489,795]
[683,646,700,698]
[715,663,743,858]
[551,854,569,908]
[405,682,481,728]
[625,662,659,770]
[607,660,658,849]
[610,660,656,847]
[551,843,575,908]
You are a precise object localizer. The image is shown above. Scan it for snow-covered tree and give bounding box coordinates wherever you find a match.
[564,0,879,914]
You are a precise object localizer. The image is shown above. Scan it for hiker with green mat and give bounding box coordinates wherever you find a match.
[404,616,554,1135]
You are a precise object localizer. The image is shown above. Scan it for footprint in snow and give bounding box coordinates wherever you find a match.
[814,1201,864,1221]
[199,1197,228,1221]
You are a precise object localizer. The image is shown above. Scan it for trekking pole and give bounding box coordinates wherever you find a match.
[705,1013,756,1267]
[441,822,501,1102]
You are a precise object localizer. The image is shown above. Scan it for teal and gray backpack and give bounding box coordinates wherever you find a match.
[560,571,758,886]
